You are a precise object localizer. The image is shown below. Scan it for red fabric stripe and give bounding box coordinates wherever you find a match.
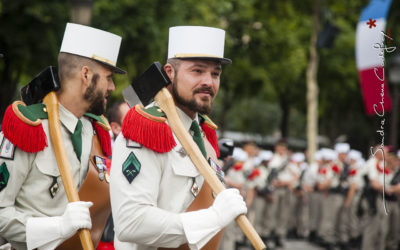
[359,67,392,115]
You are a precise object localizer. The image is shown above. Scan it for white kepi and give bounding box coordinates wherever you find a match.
[60,22,126,74]
[168,26,231,64]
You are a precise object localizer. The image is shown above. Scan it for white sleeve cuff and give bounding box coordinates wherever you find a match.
[26,216,64,250]
[180,209,221,250]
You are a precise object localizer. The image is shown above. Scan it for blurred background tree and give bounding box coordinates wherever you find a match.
[0,0,69,124]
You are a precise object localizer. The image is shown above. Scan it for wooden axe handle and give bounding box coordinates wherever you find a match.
[43,92,94,250]
[154,88,266,250]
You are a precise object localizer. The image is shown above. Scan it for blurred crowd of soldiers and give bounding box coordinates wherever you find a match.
[218,139,400,250]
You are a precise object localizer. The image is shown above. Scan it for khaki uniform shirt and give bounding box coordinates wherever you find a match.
[369,160,393,186]
[317,163,334,185]
[277,161,300,183]
[303,162,319,187]
[225,157,256,187]
[0,104,92,249]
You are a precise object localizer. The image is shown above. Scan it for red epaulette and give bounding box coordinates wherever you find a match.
[233,162,244,171]
[84,113,112,157]
[349,168,357,176]
[248,168,261,180]
[199,114,220,158]
[331,165,341,174]
[121,105,176,153]
[93,121,112,157]
[376,162,390,174]
[318,168,327,175]
[2,101,48,153]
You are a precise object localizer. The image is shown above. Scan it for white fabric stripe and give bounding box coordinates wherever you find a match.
[356,18,388,70]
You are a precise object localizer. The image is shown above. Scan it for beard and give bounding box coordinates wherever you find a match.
[171,77,215,115]
[84,74,108,115]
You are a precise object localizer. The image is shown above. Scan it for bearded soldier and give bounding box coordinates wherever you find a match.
[110,26,247,250]
[0,23,125,249]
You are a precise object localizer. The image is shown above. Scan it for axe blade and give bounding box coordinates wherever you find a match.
[131,62,171,107]
[122,85,142,108]
[20,66,60,105]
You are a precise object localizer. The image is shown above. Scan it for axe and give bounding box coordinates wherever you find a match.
[123,62,266,250]
[21,66,94,250]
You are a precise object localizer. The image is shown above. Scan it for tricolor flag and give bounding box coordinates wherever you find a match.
[356,0,393,115]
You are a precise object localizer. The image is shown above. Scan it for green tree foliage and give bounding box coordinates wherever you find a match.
[211,0,310,139]
[0,0,69,123]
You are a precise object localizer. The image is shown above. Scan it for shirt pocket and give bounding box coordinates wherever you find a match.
[22,156,62,201]
[34,156,60,177]
[170,148,200,178]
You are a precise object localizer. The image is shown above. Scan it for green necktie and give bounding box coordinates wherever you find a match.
[71,119,83,161]
[190,120,207,158]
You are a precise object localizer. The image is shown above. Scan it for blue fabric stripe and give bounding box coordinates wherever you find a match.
[360,0,392,21]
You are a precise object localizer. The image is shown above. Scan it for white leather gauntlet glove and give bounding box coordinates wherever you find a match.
[211,188,247,228]
[59,201,93,239]
[180,188,247,249]
[27,201,93,250]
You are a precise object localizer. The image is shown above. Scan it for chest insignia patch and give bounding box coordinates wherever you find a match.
[126,139,143,149]
[208,158,225,184]
[49,176,59,198]
[177,147,187,158]
[94,155,109,183]
[123,152,141,184]
[191,177,199,197]
[0,134,15,160]
[0,162,9,192]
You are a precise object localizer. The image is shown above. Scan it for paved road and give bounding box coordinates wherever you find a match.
[281,239,324,250]
[236,239,325,250]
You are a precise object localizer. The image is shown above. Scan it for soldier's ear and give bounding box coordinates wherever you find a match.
[164,64,175,82]
[110,121,121,137]
[80,66,92,87]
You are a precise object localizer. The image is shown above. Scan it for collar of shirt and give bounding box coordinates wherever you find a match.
[58,103,82,134]
[175,107,199,133]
